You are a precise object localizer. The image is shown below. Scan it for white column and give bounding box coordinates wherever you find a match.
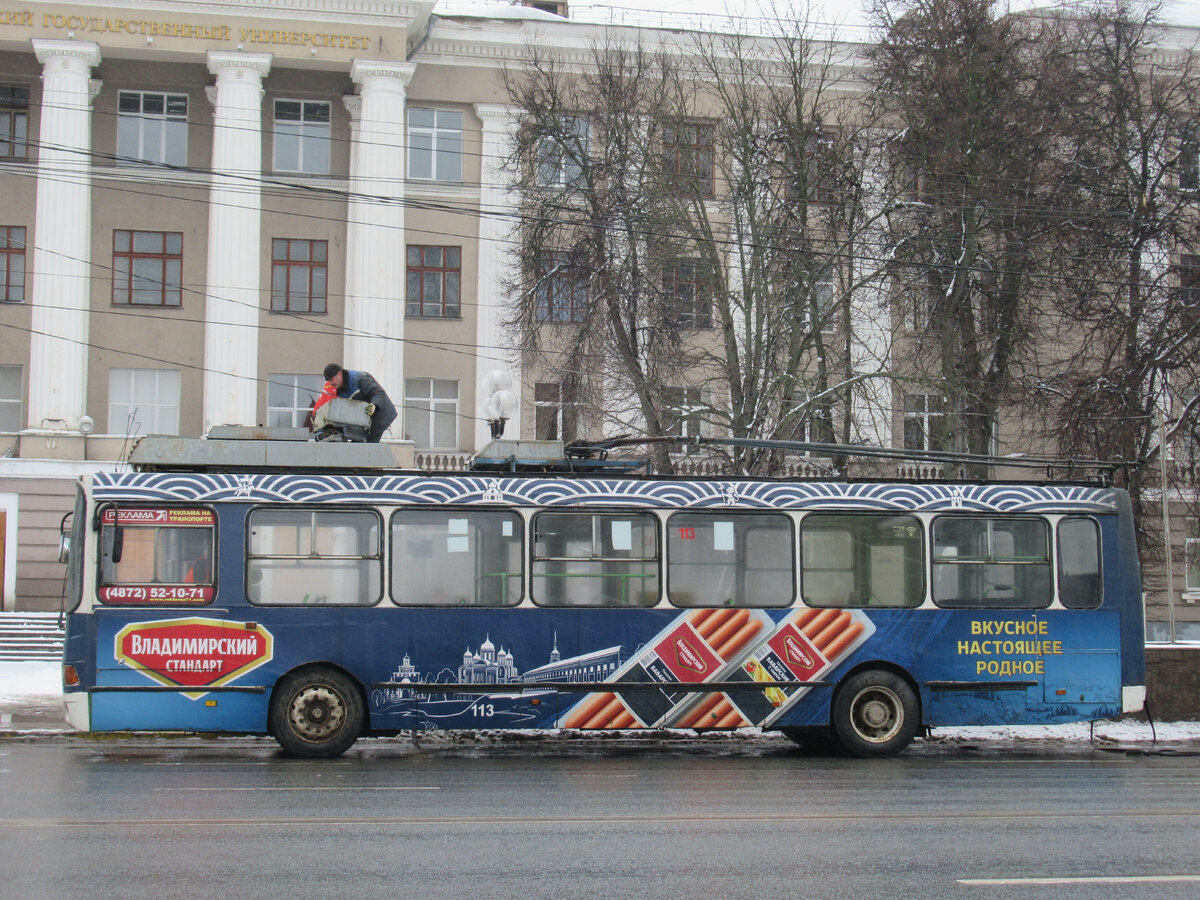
[473,103,522,449]
[203,51,271,431]
[28,40,101,431]
[344,60,414,437]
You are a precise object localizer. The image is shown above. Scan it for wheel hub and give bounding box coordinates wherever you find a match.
[861,698,892,729]
[851,687,902,742]
[289,686,345,741]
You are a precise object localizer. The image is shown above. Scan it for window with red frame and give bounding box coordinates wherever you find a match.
[663,122,714,197]
[0,226,25,303]
[406,246,461,318]
[112,230,183,306]
[536,251,588,323]
[664,259,711,328]
[271,238,327,313]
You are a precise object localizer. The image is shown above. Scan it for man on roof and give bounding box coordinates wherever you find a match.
[313,363,398,443]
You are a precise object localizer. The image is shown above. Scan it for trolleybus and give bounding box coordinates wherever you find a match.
[59,437,1146,758]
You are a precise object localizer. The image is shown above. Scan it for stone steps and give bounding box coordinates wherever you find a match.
[0,613,64,662]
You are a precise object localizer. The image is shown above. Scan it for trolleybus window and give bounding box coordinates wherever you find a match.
[532,511,659,607]
[247,508,381,606]
[1058,517,1102,609]
[800,514,923,608]
[391,508,523,606]
[932,516,1050,609]
[666,512,794,607]
[98,507,215,605]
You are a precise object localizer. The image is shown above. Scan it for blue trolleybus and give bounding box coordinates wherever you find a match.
[59,438,1146,758]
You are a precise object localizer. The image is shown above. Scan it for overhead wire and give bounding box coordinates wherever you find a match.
[4,142,1193,413]
[10,132,1196,298]
[5,38,1196,434]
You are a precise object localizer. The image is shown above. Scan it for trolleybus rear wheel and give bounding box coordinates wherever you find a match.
[831,670,918,758]
[270,667,365,758]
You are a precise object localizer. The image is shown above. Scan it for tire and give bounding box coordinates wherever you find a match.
[270,667,365,758]
[830,670,919,758]
[779,726,843,755]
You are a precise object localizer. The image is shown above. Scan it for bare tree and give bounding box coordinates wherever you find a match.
[1040,0,1200,558]
[502,15,892,474]
[679,22,895,475]
[868,0,1073,468]
[502,36,697,473]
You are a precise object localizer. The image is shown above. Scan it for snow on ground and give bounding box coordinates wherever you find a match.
[2,660,1199,741]
[0,661,60,704]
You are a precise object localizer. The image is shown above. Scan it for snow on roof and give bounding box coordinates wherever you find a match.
[438,2,569,23]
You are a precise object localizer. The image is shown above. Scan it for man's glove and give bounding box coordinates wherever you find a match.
[365,403,376,416]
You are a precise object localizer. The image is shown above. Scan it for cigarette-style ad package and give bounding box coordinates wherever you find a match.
[669,608,875,729]
[561,607,775,729]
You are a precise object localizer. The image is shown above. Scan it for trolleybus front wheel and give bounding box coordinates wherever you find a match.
[270,667,365,758]
[831,670,918,758]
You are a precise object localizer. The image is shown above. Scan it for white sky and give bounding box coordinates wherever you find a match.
[439,1,1200,35]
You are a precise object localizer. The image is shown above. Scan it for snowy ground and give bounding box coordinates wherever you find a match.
[0,661,60,705]
[3,660,1199,744]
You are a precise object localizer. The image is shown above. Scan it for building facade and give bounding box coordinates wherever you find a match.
[0,0,542,608]
[0,0,1197,646]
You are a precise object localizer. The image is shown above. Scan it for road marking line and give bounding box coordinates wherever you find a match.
[1139,781,1200,785]
[3,810,1200,829]
[960,875,1200,886]
[154,786,440,792]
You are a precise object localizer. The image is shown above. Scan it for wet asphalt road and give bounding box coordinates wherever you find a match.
[1,733,1199,900]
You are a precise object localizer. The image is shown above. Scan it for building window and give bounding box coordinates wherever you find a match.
[1187,519,1200,594]
[408,108,463,182]
[406,246,461,318]
[271,239,327,313]
[0,364,21,432]
[404,377,458,449]
[108,368,181,435]
[536,251,588,323]
[1181,125,1199,192]
[537,116,588,187]
[534,381,581,441]
[906,287,935,332]
[663,121,714,197]
[112,230,183,307]
[813,277,837,332]
[790,270,836,333]
[903,393,945,451]
[0,226,25,303]
[785,130,837,204]
[803,130,837,204]
[900,162,928,202]
[274,100,331,175]
[1176,255,1200,312]
[117,91,188,166]
[664,260,711,328]
[0,85,29,160]
[664,386,707,438]
[524,1,569,15]
[267,373,324,428]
